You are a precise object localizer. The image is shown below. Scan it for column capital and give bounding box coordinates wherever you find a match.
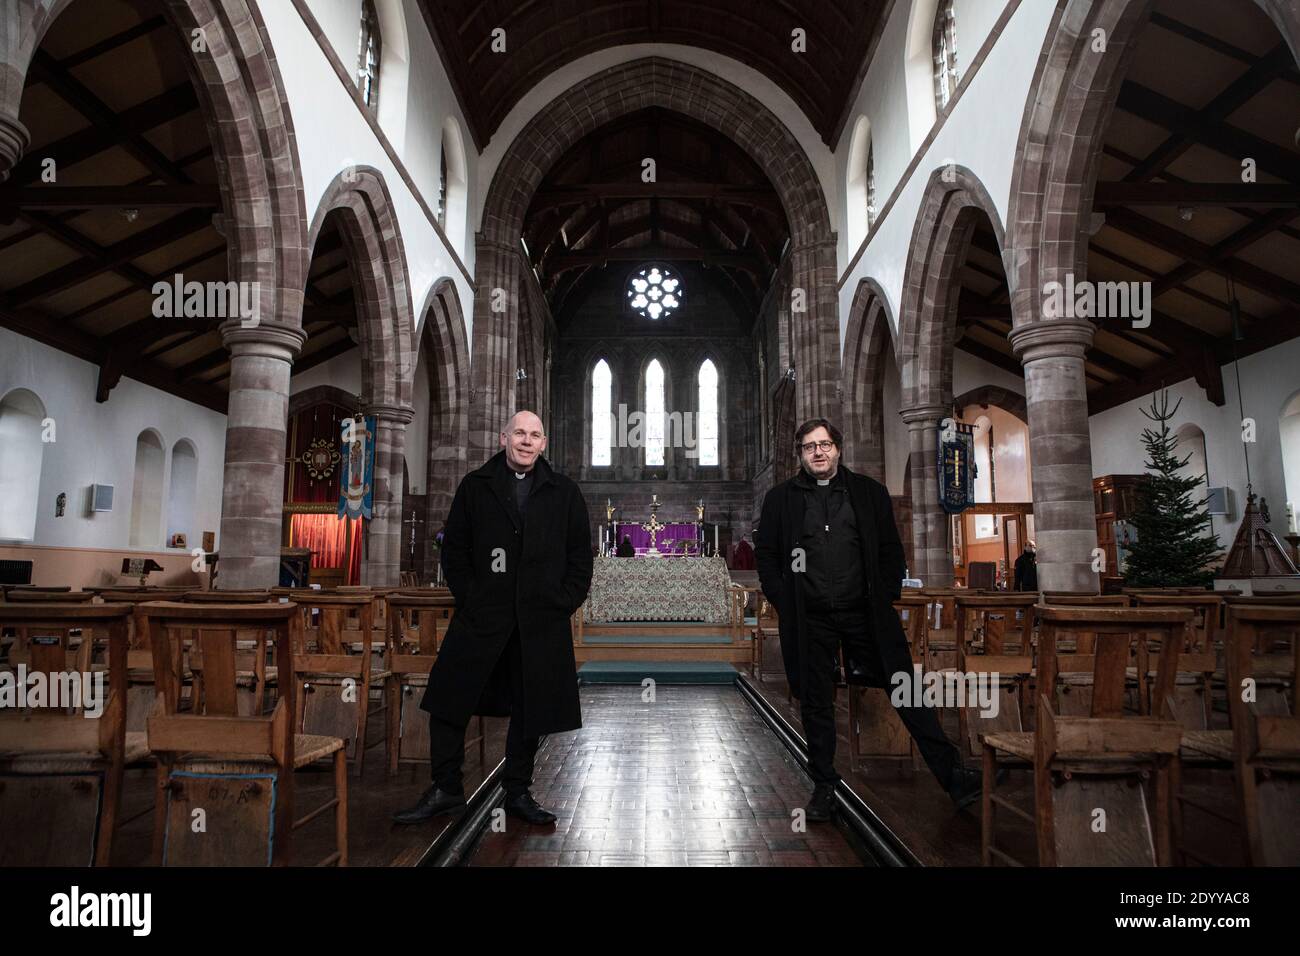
[366,403,415,425]
[220,320,308,361]
[1008,318,1095,363]
[899,403,948,427]
[0,110,31,182]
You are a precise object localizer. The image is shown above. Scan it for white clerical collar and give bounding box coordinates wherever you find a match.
[514,470,528,480]
[816,478,830,486]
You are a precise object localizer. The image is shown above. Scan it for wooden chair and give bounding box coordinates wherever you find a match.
[1130,593,1222,728]
[139,601,347,866]
[1223,605,1299,865]
[847,595,929,772]
[384,592,484,776]
[982,605,1190,866]
[288,591,388,776]
[0,604,136,866]
[181,589,273,603]
[954,593,1038,761]
[1038,593,1132,713]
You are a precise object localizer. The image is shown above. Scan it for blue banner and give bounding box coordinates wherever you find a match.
[338,415,376,520]
[938,419,977,515]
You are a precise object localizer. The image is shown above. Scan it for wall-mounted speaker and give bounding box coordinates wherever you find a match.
[1206,486,1232,518]
[90,483,114,513]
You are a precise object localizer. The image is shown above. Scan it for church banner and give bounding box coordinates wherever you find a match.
[338,415,376,521]
[937,419,977,515]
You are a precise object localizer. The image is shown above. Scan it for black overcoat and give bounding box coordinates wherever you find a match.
[754,464,911,699]
[419,451,593,738]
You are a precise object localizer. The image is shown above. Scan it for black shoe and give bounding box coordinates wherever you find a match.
[804,783,836,823]
[845,658,871,686]
[948,767,1008,811]
[391,785,466,825]
[504,791,556,825]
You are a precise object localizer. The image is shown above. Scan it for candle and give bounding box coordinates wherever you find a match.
[1289,503,1297,535]
[714,526,718,553]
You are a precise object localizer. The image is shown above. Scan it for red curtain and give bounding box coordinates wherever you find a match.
[289,513,363,584]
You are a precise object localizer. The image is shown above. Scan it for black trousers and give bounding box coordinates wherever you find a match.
[801,604,961,791]
[427,627,539,797]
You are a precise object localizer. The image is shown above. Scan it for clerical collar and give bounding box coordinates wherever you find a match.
[816,478,830,486]
[513,470,529,480]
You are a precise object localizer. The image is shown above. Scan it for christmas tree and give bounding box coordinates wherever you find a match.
[1123,390,1222,587]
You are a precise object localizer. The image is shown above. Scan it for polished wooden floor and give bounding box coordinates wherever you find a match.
[466,685,864,866]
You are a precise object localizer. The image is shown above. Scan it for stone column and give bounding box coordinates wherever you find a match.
[1,0,35,181]
[362,403,414,587]
[788,238,843,425]
[467,238,519,464]
[1009,319,1101,593]
[216,320,306,589]
[900,403,950,585]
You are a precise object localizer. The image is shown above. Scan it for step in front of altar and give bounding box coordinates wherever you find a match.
[573,620,753,665]
[578,661,739,684]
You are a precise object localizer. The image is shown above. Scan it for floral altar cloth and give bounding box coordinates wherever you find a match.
[583,554,732,623]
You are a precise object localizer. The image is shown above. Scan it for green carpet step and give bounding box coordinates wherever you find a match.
[578,661,739,684]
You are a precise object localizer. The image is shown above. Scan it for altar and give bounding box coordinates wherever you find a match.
[584,554,732,622]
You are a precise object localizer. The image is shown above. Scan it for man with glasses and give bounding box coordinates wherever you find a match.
[393,410,592,826]
[755,418,982,821]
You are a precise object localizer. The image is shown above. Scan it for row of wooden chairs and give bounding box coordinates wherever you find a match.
[0,586,464,867]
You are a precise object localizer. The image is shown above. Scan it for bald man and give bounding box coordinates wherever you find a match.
[393,411,593,826]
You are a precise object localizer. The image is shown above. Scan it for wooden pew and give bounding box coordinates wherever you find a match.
[0,604,135,866]
[982,605,1190,866]
[954,593,1038,760]
[3,589,96,603]
[139,601,347,866]
[384,592,485,777]
[847,595,929,772]
[1038,593,1131,714]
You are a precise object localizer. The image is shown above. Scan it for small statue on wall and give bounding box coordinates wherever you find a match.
[55,492,66,517]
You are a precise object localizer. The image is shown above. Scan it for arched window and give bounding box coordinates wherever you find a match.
[645,359,665,466]
[129,430,165,548]
[439,118,468,251]
[865,144,877,231]
[167,439,198,548]
[357,0,382,110]
[437,142,448,227]
[933,0,959,110]
[591,359,612,466]
[1282,391,1300,530]
[0,389,47,541]
[698,359,719,466]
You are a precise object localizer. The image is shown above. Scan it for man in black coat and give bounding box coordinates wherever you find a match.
[755,418,983,822]
[1013,540,1038,591]
[392,410,593,826]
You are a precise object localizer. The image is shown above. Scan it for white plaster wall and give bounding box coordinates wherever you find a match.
[1088,337,1300,552]
[836,0,1057,343]
[0,329,227,552]
[289,347,363,398]
[406,352,431,494]
[476,44,837,243]
[953,348,1027,398]
[270,1,476,354]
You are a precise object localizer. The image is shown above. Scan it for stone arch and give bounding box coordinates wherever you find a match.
[842,277,896,483]
[307,166,415,413]
[1,0,310,588]
[952,385,1027,425]
[1002,0,1299,591]
[306,166,415,585]
[896,165,1007,584]
[471,56,840,460]
[416,277,471,572]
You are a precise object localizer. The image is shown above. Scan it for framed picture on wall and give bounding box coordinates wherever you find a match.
[169,533,187,549]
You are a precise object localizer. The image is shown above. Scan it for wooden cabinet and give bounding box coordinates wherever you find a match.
[1094,475,1146,591]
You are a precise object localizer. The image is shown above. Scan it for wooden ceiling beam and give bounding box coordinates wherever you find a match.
[532,183,781,214]
[0,184,222,210]
[1094,182,1300,207]
[548,246,762,273]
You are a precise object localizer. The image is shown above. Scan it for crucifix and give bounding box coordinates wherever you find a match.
[403,503,424,568]
[640,512,665,553]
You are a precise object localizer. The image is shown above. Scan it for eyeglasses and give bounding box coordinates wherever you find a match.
[799,440,835,453]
